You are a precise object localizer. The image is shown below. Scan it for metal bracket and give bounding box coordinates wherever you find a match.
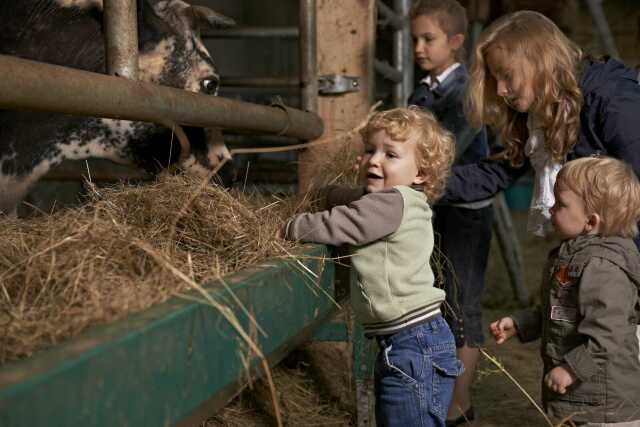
[318,74,360,95]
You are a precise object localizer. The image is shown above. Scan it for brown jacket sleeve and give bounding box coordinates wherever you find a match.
[324,186,366,208]
[283,188,404,246]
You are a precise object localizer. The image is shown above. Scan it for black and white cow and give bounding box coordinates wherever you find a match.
[0,0,235,214]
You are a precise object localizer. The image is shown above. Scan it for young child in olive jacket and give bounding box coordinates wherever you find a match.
[491,157,640,426]
[279,107,462,427]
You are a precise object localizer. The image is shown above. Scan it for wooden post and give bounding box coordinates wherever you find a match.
[298,2,376,425]
[297,0,375,192]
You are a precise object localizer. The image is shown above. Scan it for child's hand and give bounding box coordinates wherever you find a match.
[489,317,517,344]
[544,364,577,394]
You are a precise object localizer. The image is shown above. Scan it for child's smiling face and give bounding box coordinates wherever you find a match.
[360,130,425,193]
[485,45,537,113]
[411,14,463,76]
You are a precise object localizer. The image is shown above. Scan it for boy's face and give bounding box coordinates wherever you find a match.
[411,14,462,76]
[360,130,425,193]
[550,183,589,240]
[486,45,536,113]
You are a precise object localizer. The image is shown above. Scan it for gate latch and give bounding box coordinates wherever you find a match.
[318,74,360,95]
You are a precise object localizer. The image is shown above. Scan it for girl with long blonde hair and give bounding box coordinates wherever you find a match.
[441,10,640,245]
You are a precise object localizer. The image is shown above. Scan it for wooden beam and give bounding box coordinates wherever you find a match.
[297,0,375,192]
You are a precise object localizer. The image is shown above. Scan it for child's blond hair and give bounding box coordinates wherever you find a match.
[466,10,583,167]
[410,0,468,62]
[359,106,455,203]
[557,157,640,238]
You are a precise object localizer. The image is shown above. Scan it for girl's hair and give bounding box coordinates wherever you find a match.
[360,106,455,203]
[557,157,640,238]
[410,0,468,62]
[466,10,583,166]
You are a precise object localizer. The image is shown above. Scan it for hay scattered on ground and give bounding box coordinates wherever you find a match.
[0,174,307,364]
[206,346,353,427]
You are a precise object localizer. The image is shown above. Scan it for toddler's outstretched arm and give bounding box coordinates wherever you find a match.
[489,317,518,344]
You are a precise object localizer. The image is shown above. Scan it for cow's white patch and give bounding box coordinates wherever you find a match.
[56,120,137,164]
[55,0,102,10]
[0,159,53,215]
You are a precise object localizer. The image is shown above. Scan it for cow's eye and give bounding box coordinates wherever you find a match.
[201,78,219,95]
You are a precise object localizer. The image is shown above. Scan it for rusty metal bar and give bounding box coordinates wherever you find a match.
[103,0,139,79]
[374,59,403,83]
[0,54,324,141]
[393,0,412,107]
[376,0,403,30]
[299,0,318,113]
[203,26,299,39]
[221,76,299,88]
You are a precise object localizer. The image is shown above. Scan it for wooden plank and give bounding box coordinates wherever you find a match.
[297,0,375,191]
[0,245,337,427]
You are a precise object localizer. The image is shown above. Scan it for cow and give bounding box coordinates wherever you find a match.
[0,0,235,215]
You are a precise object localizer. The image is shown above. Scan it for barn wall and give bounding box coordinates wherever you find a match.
[572,0,640,68]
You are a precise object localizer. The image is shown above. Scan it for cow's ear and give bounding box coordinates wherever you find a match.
[190,6,236,30]
[141,0,175,36]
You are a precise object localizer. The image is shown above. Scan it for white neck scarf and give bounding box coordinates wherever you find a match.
[525,115,563,237]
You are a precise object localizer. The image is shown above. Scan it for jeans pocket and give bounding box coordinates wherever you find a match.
[430,355,464,420]
[381,344,424,386]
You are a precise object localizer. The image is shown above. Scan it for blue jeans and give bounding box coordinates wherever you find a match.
[374,315,463,427]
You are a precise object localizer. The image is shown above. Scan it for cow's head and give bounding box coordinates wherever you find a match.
[137,0,234,180]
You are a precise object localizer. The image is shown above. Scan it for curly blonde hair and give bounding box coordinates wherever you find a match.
[557,157,640,238]
[466,10,583,166]
[359,106,455,203]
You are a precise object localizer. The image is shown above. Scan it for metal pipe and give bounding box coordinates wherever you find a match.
[374,59,403,83]
[203,26,299,39]
[392,0,412,107]
[221,76,299,88]
[585,0,620,59]
[103,0,139,79]
[376,0,404,30]
[299,0,318,113]
[0,54,324,141]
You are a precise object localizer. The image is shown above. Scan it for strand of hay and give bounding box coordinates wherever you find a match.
[480,348,555,426]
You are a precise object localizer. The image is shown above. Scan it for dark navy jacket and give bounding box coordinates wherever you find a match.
[441,57,640,203]
[408,64,489,166]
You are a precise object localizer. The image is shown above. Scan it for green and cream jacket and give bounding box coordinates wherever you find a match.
[283,185,443,337]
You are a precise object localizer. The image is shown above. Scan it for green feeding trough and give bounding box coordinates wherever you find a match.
[0,245,338,427]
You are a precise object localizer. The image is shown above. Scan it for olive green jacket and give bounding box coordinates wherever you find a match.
[512,235,640,424]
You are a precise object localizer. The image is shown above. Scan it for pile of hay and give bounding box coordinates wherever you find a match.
[0,108,371,367]
[0,174,310,364]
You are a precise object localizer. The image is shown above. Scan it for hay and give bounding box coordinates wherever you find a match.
[0,174,304,364]
[206,356,353,427]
